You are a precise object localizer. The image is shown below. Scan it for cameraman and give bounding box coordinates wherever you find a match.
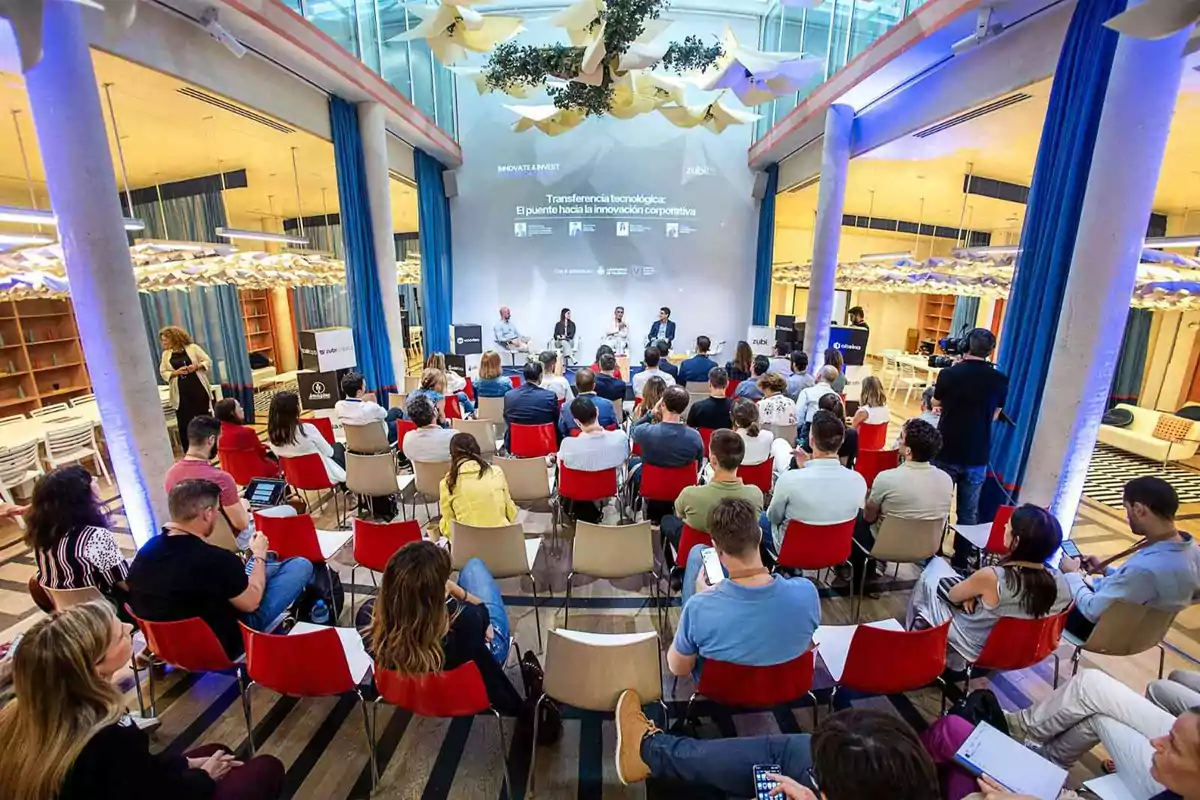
[933,328,1008,570]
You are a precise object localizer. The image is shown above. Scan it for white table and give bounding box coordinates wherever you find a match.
[896,354,942,383]
[2,405,103,449]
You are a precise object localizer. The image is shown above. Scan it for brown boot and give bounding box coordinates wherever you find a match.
[615,689,660,785]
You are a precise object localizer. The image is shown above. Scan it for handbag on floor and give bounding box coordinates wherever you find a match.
[947,688,1008,737]
[296,566,345,625]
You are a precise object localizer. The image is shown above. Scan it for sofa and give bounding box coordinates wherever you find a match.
[1097,403,1200,463]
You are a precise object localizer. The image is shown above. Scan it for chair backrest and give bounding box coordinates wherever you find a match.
[678,524,713,566]
[1081,600,1179,657]
[240,623,356,696]
[559,464,618,502]
[131,612,237,672]
[253,511,326,563]
[353,518,423,572]
[725,379,741,398]
[388,392,406,410]
[209,509,243,553]
[697,427,716,457]
[572,520,654,578]
[840,622,950,694]
[855,448,900,489]
[985,505,1017,555]
[218,447,272,486]
[451,418,497,455]
[450,520,532,578]
[444,394,463,420]
[31,403,69,418]
[639,463,698,503]
[510,422,557,458]
[737,460,773,494]
[900,361,916,378]
[777,518,856,570]
[0,414,26,427]
[767,423,798,445]
[509,375,522,388]
[869,516,946,563]
[696,650,816,709]
[476,396,506,423]
[375,662,490,717]
[0,439,42,485]
[543,628,662,710]
[343,422,392,454]
[395,419,417,452]
[611,402,624,425]
[973,608,1071,671]
[44,584,105,610]
[404,375,422,393]
[302,416,336,446]
[494,457,551,502]
[686,381,710,394]
[858,421,889,450]
[413,459,452,498]
[44,423,97,457]
[463,378,476,402]
[280,452,335,491]
[347,452,401,497]
[70,394,97,407]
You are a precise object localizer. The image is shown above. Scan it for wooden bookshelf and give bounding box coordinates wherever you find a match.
[0,297,92,417]
[240,289,276,366]
[917,294,956,346]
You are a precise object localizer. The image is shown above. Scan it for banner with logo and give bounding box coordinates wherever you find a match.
[747,326,774,356]
[451,323,483,356]
[298,370,339,410]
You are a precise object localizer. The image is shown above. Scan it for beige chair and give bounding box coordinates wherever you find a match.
[404,375,422,393]
[853,515,945,621]
[566,521,662,632]
[476,396,506,428]
[411,459,450,519]
[0,414,25,427]
[895,360,927,403]
[388,392,407,411]
[209,511,243,553]
[70,393,97,407]
[494,456,556,536]
[44,422,112,484]
[451,520,544,648]
[685,382,710,394]
[611,402,624,427]
[1063,600,1178,679]
[44,584,106,610]
[528,628,664,795]
[343,422,392,455]
[0,439,43,529]
[31,403,69,419]
[767,423,799,445]
[451,417,497,456]
[347,452,405,519]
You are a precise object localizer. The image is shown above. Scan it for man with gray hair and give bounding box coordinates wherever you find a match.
[797,365,840,425]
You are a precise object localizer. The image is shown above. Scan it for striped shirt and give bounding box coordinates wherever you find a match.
[35,525,129,590]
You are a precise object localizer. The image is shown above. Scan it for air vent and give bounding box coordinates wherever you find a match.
[914,92,1032,139]
[785,175,820,194]
[176,87,295,134]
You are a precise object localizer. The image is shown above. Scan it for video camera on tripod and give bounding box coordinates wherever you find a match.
[929,324,972,369]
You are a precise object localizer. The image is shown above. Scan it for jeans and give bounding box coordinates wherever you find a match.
[384,407,405,444]
[758,512,778,566]
[642,731,814,797]
[661,514,684,570]
[681,544,728,608]
[456,392,477,415]
[242,557,315,631]
[934,461,986,567]
[458,557,510,665]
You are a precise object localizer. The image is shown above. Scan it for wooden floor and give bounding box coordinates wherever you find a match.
[2,394,1199,799]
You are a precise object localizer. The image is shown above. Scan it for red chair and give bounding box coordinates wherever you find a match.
[698,427,717,457]
[510,422,556,458]
[301,415,335,446]
[725,379,741,398]
[966,607,1072,690]
[509,374,522,388]
[240,623,376,784]
[985,505,1016,556]
[569,428,582,437]
[858,421,888,450]
[349,518,422,613]
[375,663,511,795]
[776,518,855,577]
[219,447,274,485]
[639,463,698,504]
[396,419,417,453]
[559,464,619,502]
[687,650,818,724]
[677,523,713,566]
[280,453,344,525]
[254,511,350,565]
[444,393,463,420]
[463,378,476,402]
[737,460,773,494]
[837,621,951,708]
[855,448,899,490]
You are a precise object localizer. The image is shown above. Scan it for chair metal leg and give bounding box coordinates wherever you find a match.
[358,691,378,787]
[147,656,158,718]
[239,670,256,756]
[530,573,544,652]
[658,698,670,731]
[129,653,146,717]
[1158,644,1166,680]
[685,691,699,722]
[854,560,870,623]
[1053,653,1061,689]
[564,572,574,629]
[350,564,357,620]
[526,694,546,797]
[492,708,513,799]
[808,690,819,729]
[1071,647,1082,677]
[964,665,973,696]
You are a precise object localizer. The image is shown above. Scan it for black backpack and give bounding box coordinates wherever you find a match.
[948,688,1008,736]
[296,566,345,624]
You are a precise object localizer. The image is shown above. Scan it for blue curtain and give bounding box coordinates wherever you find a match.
[329,95,398,399]
[1110,308,1152,405]
[131,192,227,243]
[949,296,980,338]
[139,285,256,421]
[752,164,780,326]
[415,147,452,355]
[293,284,351,331]
[983,0,1126,514]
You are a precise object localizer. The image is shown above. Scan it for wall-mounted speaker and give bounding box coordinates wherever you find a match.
[751,170,769,200]
[442,170,459,198]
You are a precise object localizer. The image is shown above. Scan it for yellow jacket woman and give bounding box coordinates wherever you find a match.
[439,433,517,538]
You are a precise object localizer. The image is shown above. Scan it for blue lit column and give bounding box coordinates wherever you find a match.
[24,2,175,545]
[803,104,852,367]
[1022,11,1192,527]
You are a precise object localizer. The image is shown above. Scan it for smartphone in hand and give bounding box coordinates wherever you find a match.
[753,764,782,800]
[1060,540,1082,559]
[701,546,724,586]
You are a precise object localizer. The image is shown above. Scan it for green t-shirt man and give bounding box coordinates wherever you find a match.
[674,479,763,531]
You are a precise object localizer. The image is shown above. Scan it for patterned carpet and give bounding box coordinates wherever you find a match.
[1084,443,1200,509]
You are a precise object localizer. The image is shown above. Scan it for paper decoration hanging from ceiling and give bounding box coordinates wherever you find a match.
[658,91,762,134]
[390,1,523,65]
[606,71,688,119]
[687,27,824,107]
[1104,0,1200,39]
[447,65,535,98]
[504,104,587,135]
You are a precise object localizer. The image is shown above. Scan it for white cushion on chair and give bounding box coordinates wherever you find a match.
[316,530,354,560]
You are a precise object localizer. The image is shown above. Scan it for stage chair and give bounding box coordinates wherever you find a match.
[852,515,945,621]
[348,518,422,614]
[854,448,899,490]
[451,520,544,649]
[964,607,1072,691]
[857,421,888,450]
[566,520,662,632]
[685,651,818,726]
[509,422,556,458]
[836,622,950,709]
[1063,600,1177,680]
[776,518,855,581]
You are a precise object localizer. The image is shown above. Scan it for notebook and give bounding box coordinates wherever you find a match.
[954,722,1067,800]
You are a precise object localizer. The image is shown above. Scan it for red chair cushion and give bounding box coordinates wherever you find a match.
[777,518,855,571]
[559,465,618,502]
[858,421,888,451]
[985,505,1017,555]
[973,608,1071,671]
[678,524,713,566]
[696,650,815,709]
[840,622,950,694]
[376,663,490,716]
[855,448,899,490]
[640,464,698,503]
[241,624,356,696]
[353,518,422,572]
[737,461,773,494]
[281,453,335,491]
[132,613,237,672]
[510,423,556,458]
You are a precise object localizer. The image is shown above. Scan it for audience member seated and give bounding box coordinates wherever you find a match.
[785,351,814,400]
[766,410,866,558]
[768,342,793,376]
[166,416,258,549]
[502,361,560,451]
[678,336,719,384]
[669,498,818,680]
[558,367,617,437]
[0,602,285,799]
[1149,670,1200,717]
[266,391,346,483]
[630,386,704,522]
[426,352,476,414]
[660,431,763,571]
[632,347,669,398]
[558,397,630,523]
[357,540,525,716]
[593,353,628,403]
[474,351,513,398]
[686,367,733,430]
[214,398,280,478]
[438,433,517,541]
[725,340,754,382]
[335,371,405,444]
[797,365,840,444]
[824,347,848,394]
[616,704,941,800]
[403,395,458,464]
[1061,476,1200,640]
[851,375,890,430]
[655,339,681,384]
[633,376,668,425]
[906,504,1071,670]
[538,350,574,403]
[128,480,314,659]
[851,419,952,591]
[896,386,941,448]
[28,466,131,616]
[757,372,798,429]
[733,355,770,401]
[408,368,452,421]
[1004,668,1198,800]
[591,344,624,379]
[730,397,796,478]
[818,394,859,469]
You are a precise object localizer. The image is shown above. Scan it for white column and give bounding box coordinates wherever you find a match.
[803,104,853,367]
[24,1,175,546]
[358,101,407,381]
[1022,11,1192,528]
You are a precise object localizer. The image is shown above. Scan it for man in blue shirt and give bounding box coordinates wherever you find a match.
[734,355,770,401]
[785,351,814,400]
[558,367,617,437]
[677,336,720,385]
[593,353,628,403]
[646,307,676,349]
[630,385,704,523]
[668,497,819,679]
[493,306,531,353]
[654,339,682,385]
[502,360,559,451]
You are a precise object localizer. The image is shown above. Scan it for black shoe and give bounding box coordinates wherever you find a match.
[670,571,683,594]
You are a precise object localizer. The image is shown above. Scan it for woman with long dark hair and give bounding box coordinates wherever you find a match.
[437,433,516,540]
[553,308,577,364]
[26,466,130,614]
[265,391,345,483]
[823,346,847,394]
[907,504,1071,669]
[725,341,754,382]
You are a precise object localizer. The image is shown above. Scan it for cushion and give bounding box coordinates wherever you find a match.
[1102,407,1134,428]
[1152,414,1194,443]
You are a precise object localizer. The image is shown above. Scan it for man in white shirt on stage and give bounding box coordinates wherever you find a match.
[493,306,531,353]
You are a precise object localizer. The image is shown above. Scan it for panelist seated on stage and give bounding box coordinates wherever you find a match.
[558,367,617,437]
[552,308,577,360]
[678,336,720,385]
[493,306,530,352]
[632,347,670,398]
[646,307,676,349]
[604,306,630,354]
[502,361,560,450]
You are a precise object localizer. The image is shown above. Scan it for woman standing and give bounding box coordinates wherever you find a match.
[159,326,213,438]
[553,308,577,363]
[725,341,755,382]
[266,391,346,484]
[438,433,517,540]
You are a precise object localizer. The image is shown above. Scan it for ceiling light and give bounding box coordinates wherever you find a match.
[954,244,1021,257]
[0,205,54,225]
[123,218,146,231]
[858,251,914,261]
[216,227,309,245]
[1145,235,1200,249]
[0,233,54,246]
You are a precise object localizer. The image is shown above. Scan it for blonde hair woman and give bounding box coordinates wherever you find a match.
[159,325,212,438]
[424,353,476,415]
[635,375,668,424]
[0,602,284,799]
[474,351,513,398]
[852,375,890,430]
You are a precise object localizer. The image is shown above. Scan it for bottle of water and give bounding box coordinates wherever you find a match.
[311,599,330,625]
